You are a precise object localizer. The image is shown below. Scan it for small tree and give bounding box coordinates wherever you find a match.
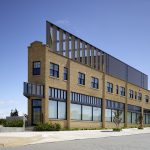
[113,110,122,131]
[136,113,143,129]
[10,109,19,117]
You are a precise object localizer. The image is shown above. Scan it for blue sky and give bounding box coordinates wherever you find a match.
[0,0,150,118]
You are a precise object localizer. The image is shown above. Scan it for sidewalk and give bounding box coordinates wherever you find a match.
[1,128,150,147]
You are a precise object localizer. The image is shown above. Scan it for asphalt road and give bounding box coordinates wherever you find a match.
[2,133,150,150]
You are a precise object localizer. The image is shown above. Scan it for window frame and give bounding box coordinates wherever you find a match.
[78,72,85,85]
[50,62,59,78]
[32,61,41,75]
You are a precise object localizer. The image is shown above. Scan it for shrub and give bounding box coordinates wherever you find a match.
[113,128,122,132]
[0,119,6,125]
[34,123,61,131]
[3,120,23,127]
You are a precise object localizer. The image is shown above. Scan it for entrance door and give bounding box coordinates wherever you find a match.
[32,99,42,125]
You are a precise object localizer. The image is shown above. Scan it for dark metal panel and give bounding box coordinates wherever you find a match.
[106,55,127,81]
[127,66,142,88]
[143,74,148,89]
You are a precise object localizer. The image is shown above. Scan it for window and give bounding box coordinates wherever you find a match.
[49,87,67,100]
[138,92,142,101]
[78,72,85,85]
[120,86,125,96]
[145,95,149,103]
[50,62,59,78]
[135,91,137,99]
[107,82,113,93]
[105,109,112,122]
[64,67,68,80]
[129,89,134,99]
[58,102,66,119]
[48,100,66,119]
[93,107,101,121]
[91,77,99,89]
[82,105,92,121]
[71,104,81,120]
[132,113,136,124]
[49,100,57,119]
[33,61,40,75]
[116,85,119,94]
[127,112,132,123]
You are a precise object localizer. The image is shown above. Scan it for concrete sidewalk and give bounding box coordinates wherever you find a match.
[1,128,150,148]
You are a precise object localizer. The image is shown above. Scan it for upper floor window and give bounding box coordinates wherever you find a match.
[145,95,149,103]
[116,85,119,94]
[120,86,125,96]
[91,77,99,89]
[64,67,68,80]
[50,62,59,78]
[107,82,113,93]
[78,72,85,85]
[129,89,134,99]
[135,91,137,99]
[33,61,40,75]
[138,92,142,101]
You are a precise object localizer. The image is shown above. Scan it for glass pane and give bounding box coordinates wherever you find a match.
[71,104,81,120]
[32,100,41,107]
[49,100,57,119]
[82,105,92,121]
[33,108,41,125]
[127,112,132,123]
[132,112,137,124]
[93,107,101,121]
[105,109,111,122]
[58,102,66,119]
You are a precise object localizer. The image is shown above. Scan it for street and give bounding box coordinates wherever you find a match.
[2,133,150,150]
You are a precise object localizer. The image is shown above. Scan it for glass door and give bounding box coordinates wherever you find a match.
[32,99,42,125]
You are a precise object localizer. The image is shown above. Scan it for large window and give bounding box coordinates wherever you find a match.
[127,104,141,124]
[91,77,99,89]
[78,72,85,85]
[120,86,125,96]
[33,61,40,75]
[105,100,125,122]
[48,87,67,120]
[105,109,112,122]
[50,62,59,78]
[127,112,132,123]
[48,100,66,119]
[93,107,101,121]
[71,104,81,120]
[144,109,150,124]
[82,105,92,121]
[107,82,113,93]
[63,67,68,80]
[71,92,101,122]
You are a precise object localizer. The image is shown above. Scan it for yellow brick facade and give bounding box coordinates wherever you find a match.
[26,41,150,129]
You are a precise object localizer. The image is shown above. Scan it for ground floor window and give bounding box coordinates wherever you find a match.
[71,104,81,120]
[144,114,150,124]
[127,111,141,124]
[48,100,66,119]
[71,103,101,121]
[105,109,124,122]
[82,105,92,121]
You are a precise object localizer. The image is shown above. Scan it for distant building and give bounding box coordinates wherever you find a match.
[24,21,150,128]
